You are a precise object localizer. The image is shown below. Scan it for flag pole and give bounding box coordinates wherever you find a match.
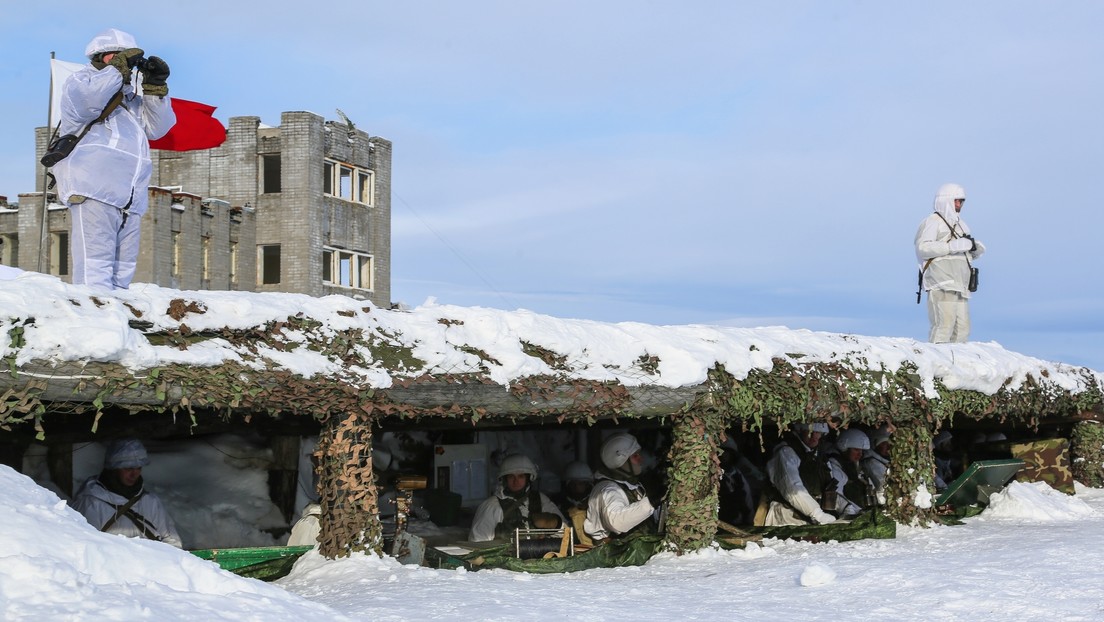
[37,51,56,274]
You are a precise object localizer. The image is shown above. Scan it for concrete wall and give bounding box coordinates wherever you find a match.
[2,190,254,291]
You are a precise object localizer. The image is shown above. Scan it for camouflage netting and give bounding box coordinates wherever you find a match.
[1071,420,1104,488]
[316,408,383,558]
[663,405,725,552]
[704,360,1104,526]
[884,420,938,524]
[4,305,1104,559]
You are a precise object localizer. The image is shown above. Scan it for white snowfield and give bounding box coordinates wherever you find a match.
[3,461,1104,621]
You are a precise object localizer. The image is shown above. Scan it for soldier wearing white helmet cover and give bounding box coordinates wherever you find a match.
[761,423,845,526]
[915,182,986,343]
[49,27,175,289]
[468,453,564,542]
[826,428,874,514]
[555,460,594,514]
[584,433,657,543]
[863,428,892,504]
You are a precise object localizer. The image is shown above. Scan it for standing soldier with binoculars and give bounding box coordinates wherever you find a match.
[47,27,175,289]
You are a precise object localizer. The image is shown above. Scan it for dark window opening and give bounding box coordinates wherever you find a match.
[260,244,281,285]
[262,155,281,193]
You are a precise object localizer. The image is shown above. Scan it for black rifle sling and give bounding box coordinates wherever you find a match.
[101,489,145,533]
[122,507,161,541]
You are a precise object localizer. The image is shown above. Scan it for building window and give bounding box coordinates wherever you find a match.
[322,246,372,290]
[171,232,181,279]
[261,154,281,194]
[259,244,281,285]
[49,231,68,276]
[229,241,238,285]
[323,159,374,206]
[357,170,374,204]
[0,234,16,266]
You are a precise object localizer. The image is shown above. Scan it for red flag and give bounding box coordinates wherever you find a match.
[149,98,227,151]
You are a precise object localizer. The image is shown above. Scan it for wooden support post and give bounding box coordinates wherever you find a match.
[47,442,74,499]
[268,436,300,523]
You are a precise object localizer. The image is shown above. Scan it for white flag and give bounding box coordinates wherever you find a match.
[48,59,85,130]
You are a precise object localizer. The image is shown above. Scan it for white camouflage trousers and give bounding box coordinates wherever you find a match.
[927,288,970,343]
[69,198,141,290]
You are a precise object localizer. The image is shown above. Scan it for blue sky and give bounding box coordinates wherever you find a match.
[2,2,1103,370]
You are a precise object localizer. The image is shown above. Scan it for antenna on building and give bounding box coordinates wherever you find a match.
[335,108,357,141]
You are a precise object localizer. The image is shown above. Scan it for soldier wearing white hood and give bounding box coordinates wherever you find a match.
[72,438,182,548]
[50,28,175,289]
[915,182,986,343]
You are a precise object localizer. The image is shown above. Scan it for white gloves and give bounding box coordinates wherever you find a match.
[948,238,974,253]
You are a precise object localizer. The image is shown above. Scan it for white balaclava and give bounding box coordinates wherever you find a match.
[933,183,966,225]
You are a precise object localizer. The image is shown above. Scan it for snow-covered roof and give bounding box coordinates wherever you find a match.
[1,270,1101,424]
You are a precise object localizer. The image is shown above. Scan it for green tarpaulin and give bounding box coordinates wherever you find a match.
[190,546,314,581]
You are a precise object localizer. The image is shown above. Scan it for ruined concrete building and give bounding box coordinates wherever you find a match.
[0,111,392,308]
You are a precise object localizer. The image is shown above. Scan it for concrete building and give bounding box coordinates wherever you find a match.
[1,190,255,292]
[1,110,391,307]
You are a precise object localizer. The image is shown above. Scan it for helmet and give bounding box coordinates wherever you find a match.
[837,429,871,452]
[85,28,138,58]
[792,422,829,435]
[498,454,538,479]
[600,433,641,470]
[104,438,150,469]
[372,448,393,471]
[563,461,593,483]
[933,430,953,450]
[869,429,891,448]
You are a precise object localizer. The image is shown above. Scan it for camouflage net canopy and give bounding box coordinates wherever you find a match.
[3,296,1104,559]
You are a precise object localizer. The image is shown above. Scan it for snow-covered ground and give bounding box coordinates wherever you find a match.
[3,448,1103,621]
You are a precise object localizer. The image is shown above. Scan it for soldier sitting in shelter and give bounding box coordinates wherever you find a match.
[468,453,564,542]
[759,423,847,526]
[863,427,892,505]
[72,438,182,547]
[827,429,875,514]
[554,460,596,546]
[584,433,659,543]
